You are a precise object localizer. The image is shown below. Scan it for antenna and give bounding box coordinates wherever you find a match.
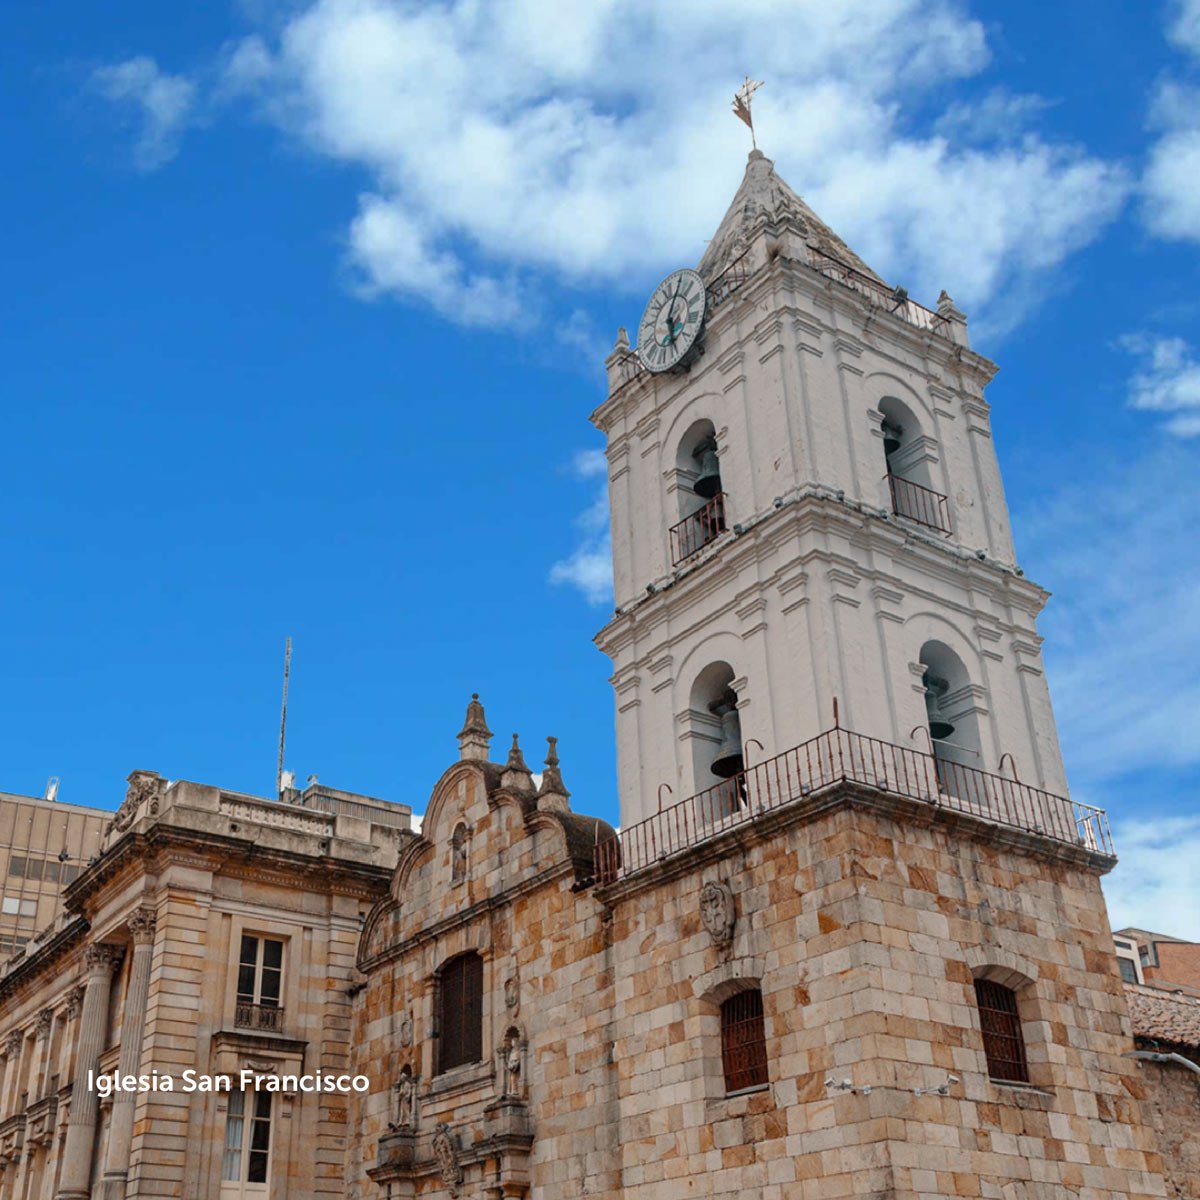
[276,637,291,796]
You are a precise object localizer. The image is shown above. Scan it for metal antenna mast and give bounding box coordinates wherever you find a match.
[276,637,291,796]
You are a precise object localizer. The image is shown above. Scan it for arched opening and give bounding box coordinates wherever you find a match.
[918,640,983,801]
[687,663,745,821]
[670,419,727,564]
[879,396,950,534]
[972,978,1029,1083]
[719,988,769,1093]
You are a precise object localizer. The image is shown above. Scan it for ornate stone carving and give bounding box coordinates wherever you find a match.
[699,881,736,950]
[5,1031,23,1057]
[84,944,125,974]
[503,969,520,1018]
[450,825,468,885]
[431,1122,462,1197]
[127,906,157,944]
[65,986,86,1018]
[501,1031,523,1098]
[35,1009,53,1038]
[399,1012,413,1048]
[110,770,164,834]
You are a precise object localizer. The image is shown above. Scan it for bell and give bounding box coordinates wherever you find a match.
[709,701,745,779]
[693,445,722,499]
[882,420,903,459]
[922,671,955,742]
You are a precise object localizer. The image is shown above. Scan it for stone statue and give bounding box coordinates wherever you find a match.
[431,1122,462,1197]
[451,825,468,884]
[394,1071,415,1129]
[505,1038,522,1096]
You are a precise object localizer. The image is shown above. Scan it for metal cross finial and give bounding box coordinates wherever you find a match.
[732,77,764,148]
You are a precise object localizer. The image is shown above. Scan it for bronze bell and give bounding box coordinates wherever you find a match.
[882,420,903,459]
[922,671,955,742]
[709,700,745,779]
[693,443,722,499]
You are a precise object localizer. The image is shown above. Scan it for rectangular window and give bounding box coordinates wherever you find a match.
[43,860,60,883]
[222,1090,272,1188]
[974,978,1029,1083]
[438,954,483,1073]
[237,936,284,1007]
[62,865,80,885]
[1118,957,1138,984]
[8,858,25,878]
[0,897,35,917]
[720,989,769,1093]
[24,859,43,882]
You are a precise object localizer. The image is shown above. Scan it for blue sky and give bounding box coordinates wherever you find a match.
[1,1,1197,934]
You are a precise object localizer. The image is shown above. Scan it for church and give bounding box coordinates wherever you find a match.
[0,149,1192,1200]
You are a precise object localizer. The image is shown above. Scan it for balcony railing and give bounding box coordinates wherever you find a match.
[670,493,728,565]
[804,245,953,339]
[887,473,952,535]
[235,1001,283,1032]
[593,726,1111,884]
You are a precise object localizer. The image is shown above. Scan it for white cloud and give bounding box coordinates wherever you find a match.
[1103,814,1200,941]
[1015,446,1200,786]
[1120,333,1200,437]
[208,0,1126,331]
[549,451,612,604]
[1141,5,1200,240]
[92,56,197,170]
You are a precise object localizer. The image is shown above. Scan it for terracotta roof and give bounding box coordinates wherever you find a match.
[1125,981,1200,1049]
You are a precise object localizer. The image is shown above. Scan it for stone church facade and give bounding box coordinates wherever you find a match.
[0,152,1194,1199]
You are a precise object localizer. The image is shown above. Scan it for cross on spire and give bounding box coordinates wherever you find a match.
[732,77,764,149]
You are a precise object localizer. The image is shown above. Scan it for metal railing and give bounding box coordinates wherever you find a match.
[235,1001,284,1032]
[887,473,952,535]
[593,725,1111,884]
[804,245,952,339]
[669,493,728,564]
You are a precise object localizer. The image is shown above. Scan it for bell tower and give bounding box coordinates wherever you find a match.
[593,150,1069,831]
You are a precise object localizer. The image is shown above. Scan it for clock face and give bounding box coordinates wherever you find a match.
[636,268,707,373]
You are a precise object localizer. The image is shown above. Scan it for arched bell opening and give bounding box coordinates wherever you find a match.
[918,640,984,802]
[670,419,727,564]
[687,662,746,822]
[878,396,948,532]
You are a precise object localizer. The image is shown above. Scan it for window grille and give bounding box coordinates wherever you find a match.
[439,953,483,1073]
[720,989,768,1092]
[974,978,1029,1083]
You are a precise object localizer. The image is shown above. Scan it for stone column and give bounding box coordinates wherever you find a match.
[32,1010,54,1099]
[1,1030,23,1115]
[56,944,122,1200]
[98,910,155,1200]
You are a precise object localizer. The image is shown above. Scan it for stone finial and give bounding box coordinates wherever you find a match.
[456,694,493,762]
[614,326,629,351]
[500,735,535,793]
[937,289,965,320]
[536,737,571,813]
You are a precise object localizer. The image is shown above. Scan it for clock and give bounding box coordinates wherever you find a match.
[636,268,707,373]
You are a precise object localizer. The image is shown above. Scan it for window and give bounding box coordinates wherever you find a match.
[8,858,25,878]
[720,989,768,1093]
[438,953,483,1073]
[222,1090,272,1193]
[1,897,38,917]
[974,978,1029,1083]
[1118,957,1138,984]
[236,936,283,1030]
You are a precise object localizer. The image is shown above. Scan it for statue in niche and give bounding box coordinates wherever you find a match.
[450,824,468,884]
[499,1028,523,1098]
[391,1069,415,1130]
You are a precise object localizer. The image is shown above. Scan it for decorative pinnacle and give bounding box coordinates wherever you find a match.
[614,327,629,351]
[457,693,493,762]
[506,734,529,772]
[537,736,570,801]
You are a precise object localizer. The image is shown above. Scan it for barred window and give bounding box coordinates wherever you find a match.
[974,978,1029,1083]
[720,988,768,1093]
[438,953,483,1074]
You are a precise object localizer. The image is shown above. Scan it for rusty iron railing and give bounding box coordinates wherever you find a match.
[804,245,952,338]
[669,493,728,565]
[887,473,952,535]
[593,726,1111,884]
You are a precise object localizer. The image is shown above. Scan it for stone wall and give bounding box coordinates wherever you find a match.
[1136,1057,1200,1199]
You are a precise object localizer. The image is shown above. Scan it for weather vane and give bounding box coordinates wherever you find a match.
[732,77,764,149]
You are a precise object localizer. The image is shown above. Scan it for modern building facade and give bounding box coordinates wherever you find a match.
[0,150,1195,1200]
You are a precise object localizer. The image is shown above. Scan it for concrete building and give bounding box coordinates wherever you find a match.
[0,792,108,958]
[1,150,1196,1200]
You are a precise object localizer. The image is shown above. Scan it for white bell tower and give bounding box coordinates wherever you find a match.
[592,150,1070,832]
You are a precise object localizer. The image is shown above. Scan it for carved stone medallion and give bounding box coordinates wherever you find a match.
[431,1122,462,1197]
[503,970,520,1017]
[699,881,736,949]
[399,1012,413,1048]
